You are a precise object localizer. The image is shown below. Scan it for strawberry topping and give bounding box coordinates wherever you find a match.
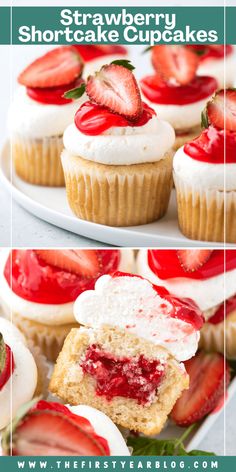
[208,294,236,324]
[18,46,83,88]
[204,89,236,132]
[187,45,233,61]
[177,250,213,273]
[35,249,100,278]
[0,335,15,391]
[73,45,127,62]
[151,45,200,85]
[26,78,85,105]
[184,126,236,164]
[171,351,230,426]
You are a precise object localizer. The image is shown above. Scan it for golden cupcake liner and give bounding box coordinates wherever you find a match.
[173,174,236,243]
[61,150,173,227]
[27,340,50,397]
[174,126,201,151]
[199,310,236,359]
[12,134,65,186]
[11,312,78,363]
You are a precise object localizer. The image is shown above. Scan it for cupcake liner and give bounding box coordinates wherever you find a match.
[174,126,201,151]
[27,340,50,397]
[12,134,65,186]
[61,150,173,227]
[199,310,236,360]
[173,173,236,243]
[11,312,78,362]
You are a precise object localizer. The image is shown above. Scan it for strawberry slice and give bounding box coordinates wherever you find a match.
[74,45,127,61]
[177,250,213,273]
[0,334,15,390]
[35,249,100,278]
[171,351,230,426]
[86,63,142,120]
[205,89,236,132]
[151,45,199,85]
[18,46,83,88]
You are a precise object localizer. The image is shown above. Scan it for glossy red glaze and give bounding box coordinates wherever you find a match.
[81,344,166,405]
[148,250,236,280]
[188,45,233,62]
[184,126,236,164]
[208,294,236,325]
[0,344,15,391]
[74,101,155,136]
[26,78,84,105]
[73,45,127,62]
[4,250,120,304]
[140,75,217,105]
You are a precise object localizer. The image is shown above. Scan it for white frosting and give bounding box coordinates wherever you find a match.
[198,53,236,88]
[74,274,200,362]
[0,249,134,326]
[173,146,236,191]
[63,115,175,165]
[0,318,37,429]
[8,86,86,139]
[68,405,130,455]
[137,250,236,312]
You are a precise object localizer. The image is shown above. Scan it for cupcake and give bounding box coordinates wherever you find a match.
[0,249,133,362]
[9,46,86,186]
[0,318,37,429]
[2,399,130,455]
[137,249,236,359]
[61,60,175,226]
[50,272,203,435]
[73,45,128,77]
[173,88,236,243]
[188,45,235,88]
[140,45,218,151]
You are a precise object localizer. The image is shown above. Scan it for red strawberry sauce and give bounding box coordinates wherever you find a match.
[4,250,120,304]
[74,101,155,136]
[140,76,217,105]
[0,344,15,391]
[148,250,236,281]
[184,126,236,164]
[188,45,233,62]
[26,78,84,106]
[73,45,127,62]
[81,344,166,405]
[208,294,236,324]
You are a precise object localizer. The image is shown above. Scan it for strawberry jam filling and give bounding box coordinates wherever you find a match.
[81,344,166,405]
[26,78,84,105]
[0,343,15,391]
[73,45,127,62]
[74,101,155,136]
[148,250,236,280]
[140,76,217,105]
[4,250,120,304]
[208,294,236,325]
[184,126,236,164]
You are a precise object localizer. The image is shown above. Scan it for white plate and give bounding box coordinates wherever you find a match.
[0,144,229,248]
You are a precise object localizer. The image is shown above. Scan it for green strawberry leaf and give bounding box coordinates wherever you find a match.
[0,333,6,374]
[201,109,209,129]
[64,82,86,100]
[142,46,153,54]
[111,59,135,71]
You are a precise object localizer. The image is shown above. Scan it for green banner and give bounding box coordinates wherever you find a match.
[1,6,235,45]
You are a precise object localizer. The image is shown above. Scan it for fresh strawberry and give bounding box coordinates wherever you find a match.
[171,351,230,426]
[18,46,83,88]
[151,45,199,85]
[2,399,109,456]
[35,249,100,278]
[86,62,142,120]
[0,334,15,390]
[74,45,127,61]
[205,89,236,132]
[177,250,213,273]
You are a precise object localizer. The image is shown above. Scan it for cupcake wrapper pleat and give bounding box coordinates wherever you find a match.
[199,319,236,360]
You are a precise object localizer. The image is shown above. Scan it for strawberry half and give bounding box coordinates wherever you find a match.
[204,89,236,132]
[151,45,199,85]
[171,351,230,426]
[86,62,142,120]
[0,334,15,391]
[18,46,83,88]
[35,249,100,278]
[177,250,213,273]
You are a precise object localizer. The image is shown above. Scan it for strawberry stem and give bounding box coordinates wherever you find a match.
[175,423,197,450]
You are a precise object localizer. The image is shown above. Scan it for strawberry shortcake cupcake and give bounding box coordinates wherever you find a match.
[137,249,236,359]
[9,46,86,186]
[0,249,133,362]
[50,272,203,435]
[2,399,130,456]
[61,60,175,226]
[73,45,128,77]
[140,45,218,151]
[188,45,235,88]
[173,88,236,242]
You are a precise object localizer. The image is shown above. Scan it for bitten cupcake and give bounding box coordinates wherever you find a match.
[188,45,235,88]
[137,249,236,359]
[9,46,85,186]
[61,60,175,227]
[173,88,236,243]
[73,45,128,77]
[0,249,133,362]
[140,45,218,150]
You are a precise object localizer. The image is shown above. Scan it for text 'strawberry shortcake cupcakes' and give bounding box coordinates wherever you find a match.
[0,318,37,429]
[74,45,128,77]
[187,45,235,88]
[50,272,203,435]
[2,399,130,456]
[137,249,236,359]
[173,88,236,242]
[0,249,133,362]
[61,60,175,226]
[140,45,218,150]
[9,46,86,186]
